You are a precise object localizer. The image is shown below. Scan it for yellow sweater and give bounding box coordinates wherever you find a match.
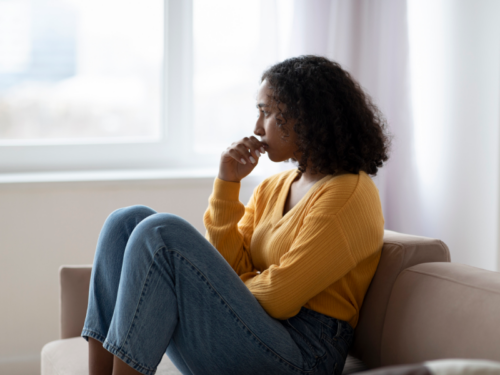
[203,168,384,328]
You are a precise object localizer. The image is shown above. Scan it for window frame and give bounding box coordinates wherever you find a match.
[0,0,219,173]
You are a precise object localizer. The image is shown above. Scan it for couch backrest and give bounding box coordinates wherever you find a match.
[349,230,451,369]
[381,262,500,366]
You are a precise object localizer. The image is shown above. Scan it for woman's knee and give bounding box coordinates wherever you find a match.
[133,213,197,244]
[105,205,157,228]
[126,213,208,264]
[136,212,189,232]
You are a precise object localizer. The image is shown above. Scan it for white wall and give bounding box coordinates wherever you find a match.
[0,174,259,375]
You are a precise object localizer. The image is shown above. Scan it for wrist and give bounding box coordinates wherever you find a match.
[217,173,241,183]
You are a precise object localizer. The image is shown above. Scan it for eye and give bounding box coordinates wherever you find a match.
[276,116,286,127]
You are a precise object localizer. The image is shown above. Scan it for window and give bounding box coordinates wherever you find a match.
[0,0,162,141]
[0,0,201,173]
[0,0,295,173]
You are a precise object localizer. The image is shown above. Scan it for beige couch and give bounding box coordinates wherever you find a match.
[41,230,500,374]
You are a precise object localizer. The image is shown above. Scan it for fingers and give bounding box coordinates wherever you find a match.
[251,137,267,154]
[227,145,253,165]
[226,136,266,165]
[242,136,266,158]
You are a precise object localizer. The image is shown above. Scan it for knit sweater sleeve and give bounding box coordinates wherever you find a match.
[240,210,357,320]
[203,177,257,275]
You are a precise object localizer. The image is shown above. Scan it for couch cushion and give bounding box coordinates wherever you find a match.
[425,359,500,375]
[349,230,451,369]
[41,337,181,375]
[352,359,500,375]
[381,263,500,366]
[352,363,431,375]
[343,355,369,374]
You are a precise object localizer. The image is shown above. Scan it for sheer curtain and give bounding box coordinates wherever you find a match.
[407,0,500,271]
[278,0,500,271]
[278,0,421,233]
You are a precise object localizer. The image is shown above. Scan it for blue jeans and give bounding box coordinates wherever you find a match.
[81,205,354,375]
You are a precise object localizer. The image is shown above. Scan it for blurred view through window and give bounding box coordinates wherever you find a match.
[193,0,294,154]
[0,0,163,143]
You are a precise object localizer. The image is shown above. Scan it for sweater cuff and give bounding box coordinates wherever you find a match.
[212,177,241,201]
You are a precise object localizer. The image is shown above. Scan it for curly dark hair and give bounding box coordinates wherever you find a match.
[261,55,391,176]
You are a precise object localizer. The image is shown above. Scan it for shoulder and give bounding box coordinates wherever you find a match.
[310,171,381,215]
[319,171,378,197]
[325,171,378,194]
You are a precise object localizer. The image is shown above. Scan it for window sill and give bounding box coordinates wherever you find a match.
[0,168,264,189]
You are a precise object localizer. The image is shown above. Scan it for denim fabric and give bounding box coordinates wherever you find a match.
[82,205,354,375]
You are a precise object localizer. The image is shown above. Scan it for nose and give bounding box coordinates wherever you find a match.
[254,116,264,137]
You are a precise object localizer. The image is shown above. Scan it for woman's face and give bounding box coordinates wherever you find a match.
[254,79,299,163]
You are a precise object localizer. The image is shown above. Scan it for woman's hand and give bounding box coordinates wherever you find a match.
[218,136,267,183]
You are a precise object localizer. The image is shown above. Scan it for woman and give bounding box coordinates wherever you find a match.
[82,55,390,375]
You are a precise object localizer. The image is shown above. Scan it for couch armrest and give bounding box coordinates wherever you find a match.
[59,265,93,339]
[380,262,500,366]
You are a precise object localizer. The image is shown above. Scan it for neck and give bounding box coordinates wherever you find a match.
[296,169,327,184]
[297,167,346,184]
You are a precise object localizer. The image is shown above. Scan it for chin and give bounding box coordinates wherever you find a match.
[271,157,291,164]
[267,153,282,163]
[266,150,295,163]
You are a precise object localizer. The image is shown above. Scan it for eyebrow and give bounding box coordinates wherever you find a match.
[256,103,269,108]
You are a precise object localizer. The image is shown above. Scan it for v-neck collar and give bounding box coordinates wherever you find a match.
[272,169,331,226]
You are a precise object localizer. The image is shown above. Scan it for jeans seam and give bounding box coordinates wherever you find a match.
[323,338,347,359]
[306,314,335,330]
[167,248,315,374]
[81,328,107,343]
[285,320,326,371]
[322,322,351,360]
[120,245,168,350]
[103,244,168,375]
[82,329,156,375]
[103,339,156,375]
